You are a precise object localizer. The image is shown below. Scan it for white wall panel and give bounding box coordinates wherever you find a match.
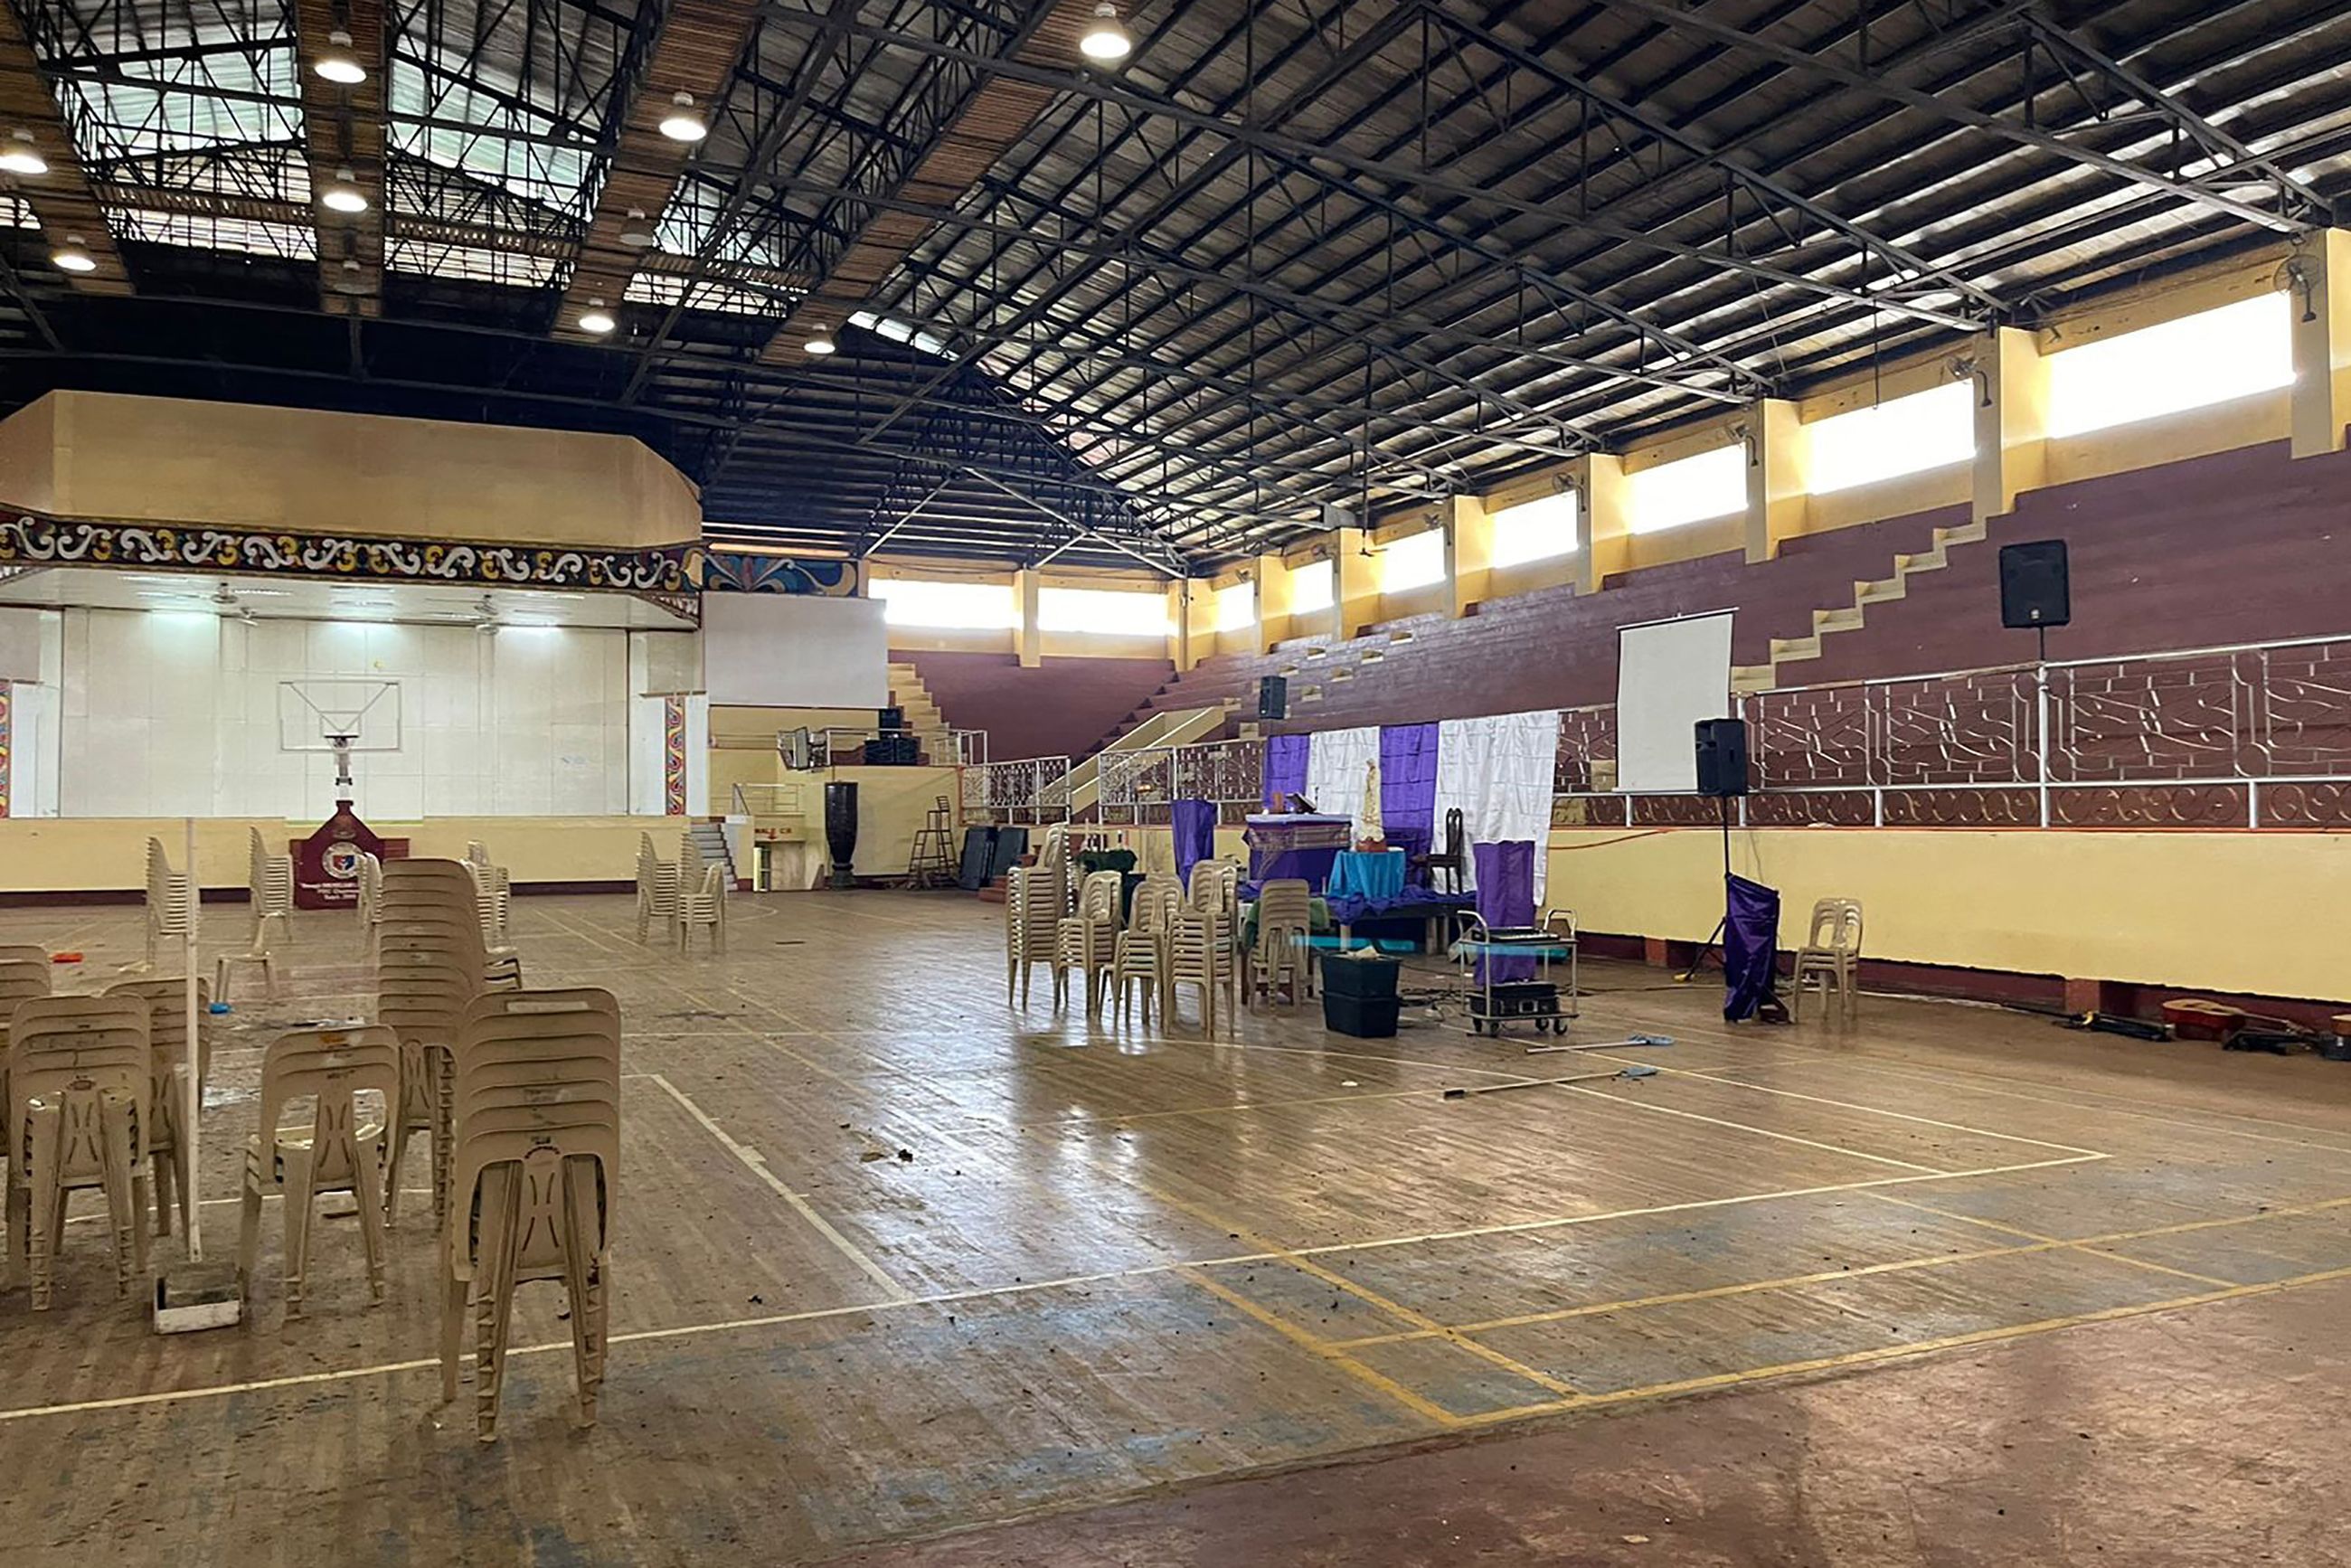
[57,608,628,818]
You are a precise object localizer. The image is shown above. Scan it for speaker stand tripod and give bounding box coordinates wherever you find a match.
[1676,794,1736,982]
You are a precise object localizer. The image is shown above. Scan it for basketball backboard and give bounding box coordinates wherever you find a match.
[278,679,402,752]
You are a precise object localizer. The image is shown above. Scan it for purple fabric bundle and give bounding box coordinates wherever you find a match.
[1172,798,1218,893]
[1722,873,1781,1022]
[1471,840,1536,984]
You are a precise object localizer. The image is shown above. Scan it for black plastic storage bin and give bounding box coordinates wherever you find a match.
[1320,951,1400,1000]
[1323,993,1402,1038]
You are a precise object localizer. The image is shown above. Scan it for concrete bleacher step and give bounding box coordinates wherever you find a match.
[1731,509,1997,690]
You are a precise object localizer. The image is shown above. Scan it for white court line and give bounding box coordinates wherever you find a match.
[0,1150,2115,1427]
[641,1071,914,1304]
[1573,1052,2109,1158]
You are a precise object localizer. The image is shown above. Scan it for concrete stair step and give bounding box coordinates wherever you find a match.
[1732,664,1779,693]
[1768,635,1822,661]
[1855,575,1906,605]
[1812,605,1865,636]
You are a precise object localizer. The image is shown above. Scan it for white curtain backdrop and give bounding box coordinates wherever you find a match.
[1434,711,1561,899]
[1304,725,1379,833]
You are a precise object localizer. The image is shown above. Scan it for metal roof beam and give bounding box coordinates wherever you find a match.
[1584,0,2309,235]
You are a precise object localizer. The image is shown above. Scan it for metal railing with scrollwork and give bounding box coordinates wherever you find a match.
[959,756,1072,824]
[1095,738,1266,825]
[1553,632,2351,830]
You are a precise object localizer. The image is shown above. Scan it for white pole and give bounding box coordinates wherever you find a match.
[182,815,203,1262]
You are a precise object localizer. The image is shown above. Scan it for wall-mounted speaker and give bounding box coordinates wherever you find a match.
[1694,717,1750,798]
[1258,675,1288,721]
[1999,540,2071,629]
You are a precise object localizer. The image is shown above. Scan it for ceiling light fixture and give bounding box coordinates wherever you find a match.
[315,28,366,85]
[51,235,95,273]
[0,130,46,176]
[322,165,368,213]
[580,298,617,335]
[618,208,659,249]
[803,324,836,355]
[1078,2,1133,61]
[657,91,707,143]
[328,257,370,294]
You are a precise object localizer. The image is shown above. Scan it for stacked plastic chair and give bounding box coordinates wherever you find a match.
[634,833,679,943]
[356,851,384,963]
[5,996,150,1308]
[376,858,523,1226]
[1003,864,1062,1007]
[675,864,728,953]
[1185,858,1245,1024]
[1166,903,1236,1037]
[248,827,297,949]
[0,954,52,1268]
[103,977,212,1237]
[144,837,194,971]
[237,1024,401,1318]
[1053,871,1124,1015]
[465,842,514,952]
[441,987,619,1443]
[1112,874,1184,1026]
[1248,879,1314,1007]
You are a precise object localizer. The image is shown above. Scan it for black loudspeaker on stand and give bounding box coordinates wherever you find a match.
[1681,717,1747,981]
[824,780,859,890]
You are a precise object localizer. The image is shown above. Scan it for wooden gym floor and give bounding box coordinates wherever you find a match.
[2,891,2349,1565]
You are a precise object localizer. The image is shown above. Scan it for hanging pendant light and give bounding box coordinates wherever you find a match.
[803,324,837,355]
[0,130,47,176]
[1078,3,1132,61]
[321,165,368,213]
[618,208,660,250]
[315,27,366,85]
[580,299,618,335]
[51,235,95,273]
[658,91,708,143]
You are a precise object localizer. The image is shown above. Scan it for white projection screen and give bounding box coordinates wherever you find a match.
[1614,610,1734,793]
[702,594,889,709]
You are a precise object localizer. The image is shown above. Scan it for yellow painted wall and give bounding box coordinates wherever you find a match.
[1548,826,2351,1002]
[1,392,700,547]
[0,815,656,892]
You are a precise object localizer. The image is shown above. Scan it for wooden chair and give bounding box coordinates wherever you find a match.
[1412,808,1468,893]
[675,864,727,954]
[1791,898,1865,1023]
[237,1024,399,1318]
[1053,871,1123,1015]
[441,988,620,1442]
[249,827,296,949]
[5,996,150,1308]
[104,978,212,1238]
[144,837,194,971]
[1113,874,1184,1027]
[1247,879,1313,1007]
[1005,864,1061,1008]
[634,833,679,943]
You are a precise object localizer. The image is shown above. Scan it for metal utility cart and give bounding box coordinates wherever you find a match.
[1453,908,1580,1037]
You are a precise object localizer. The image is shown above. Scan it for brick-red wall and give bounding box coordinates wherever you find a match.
[1148,439,2351,737]
[903,652,1173,762]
